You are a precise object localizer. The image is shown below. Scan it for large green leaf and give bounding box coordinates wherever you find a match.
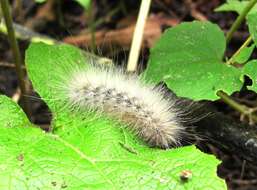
[144,21,243,100]
[0,43,226,189]
[1,96,217,190]
[0,101,225,189]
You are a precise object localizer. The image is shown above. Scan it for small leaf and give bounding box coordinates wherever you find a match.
[144,21,243,100]
[34,0,46,3]
[247,13,257,47]
[242,60,257,92]
[215,0,257,15]
[233,43,255,64]
[34,0,91,9]
[74,0,91,9]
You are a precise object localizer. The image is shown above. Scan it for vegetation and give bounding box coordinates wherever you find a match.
[1,0,257,189]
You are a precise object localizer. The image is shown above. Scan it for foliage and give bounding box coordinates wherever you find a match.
[144,21,257,100]
[247,12,257,46]
[242,60,257,92]
[0,43,226,189]
[232,43,255,64]
[144,21,240,100]
[216,0,257,45]
[215,0,257,15]
[34,0,46,3]
[74,0,91,9]
[35,0,91,9]
[2,0,257,188]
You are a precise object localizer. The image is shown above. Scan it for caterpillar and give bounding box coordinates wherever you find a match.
[58,63,188,149]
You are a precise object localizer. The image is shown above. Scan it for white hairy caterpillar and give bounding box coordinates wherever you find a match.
[58,62,189,149]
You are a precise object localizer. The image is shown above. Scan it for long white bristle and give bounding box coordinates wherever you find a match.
[60,64,185,148]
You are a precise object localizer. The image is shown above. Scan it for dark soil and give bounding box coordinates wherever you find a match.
[0,0,257,189]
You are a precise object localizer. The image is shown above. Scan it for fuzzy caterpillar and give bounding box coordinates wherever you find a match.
[59,63,187,149]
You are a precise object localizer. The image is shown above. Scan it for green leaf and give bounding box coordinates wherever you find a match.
[74,0,91,9]
[242,60,257,91]
[34,0,91,9]
[0,94,227,189]
[0,96,30,127]
[0,96,227,190]
[247,13,257,47]
[144,21,243,100]
[233,43,255,64]
[34,0,46,3]
[215,0,257,15]
[25,42,89,114]
[0,42,226,189]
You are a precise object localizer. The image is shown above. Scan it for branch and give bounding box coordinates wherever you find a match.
[191,101,257,164]
[0,0,31,117]
[226,0,257,44]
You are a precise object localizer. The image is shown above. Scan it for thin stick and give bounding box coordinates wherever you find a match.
[226,0,257,44]
[0,61,26,69]
[0,0,31,117]
[15,0,22,18]
[127,0,151,72]
[227,36,252,65]
[87,1,96,53]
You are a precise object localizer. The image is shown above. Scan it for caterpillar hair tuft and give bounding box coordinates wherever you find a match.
[59,63,189,148]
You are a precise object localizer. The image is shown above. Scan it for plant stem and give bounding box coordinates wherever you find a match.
[226,35,252,65]
[92,6,120,29]
[127,0,151,72]
[0,0,31,118]
[87,1,96,53]
[226,0,257,44]
[56,0,64,27]
[0,4,2,19]
[217,90,257,123]
[217,91,245,113]
[119,0,127,15]
[15,0,22,18]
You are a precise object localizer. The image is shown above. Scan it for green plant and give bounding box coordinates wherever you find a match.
[35,0,91,9]
[0,43,226,189]
[1,0,257,189]
[145,0,257,122]
[0,0,30,116]
[144,21,257,100]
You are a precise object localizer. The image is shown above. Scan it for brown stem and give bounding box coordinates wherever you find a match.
[0,0,31,118]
